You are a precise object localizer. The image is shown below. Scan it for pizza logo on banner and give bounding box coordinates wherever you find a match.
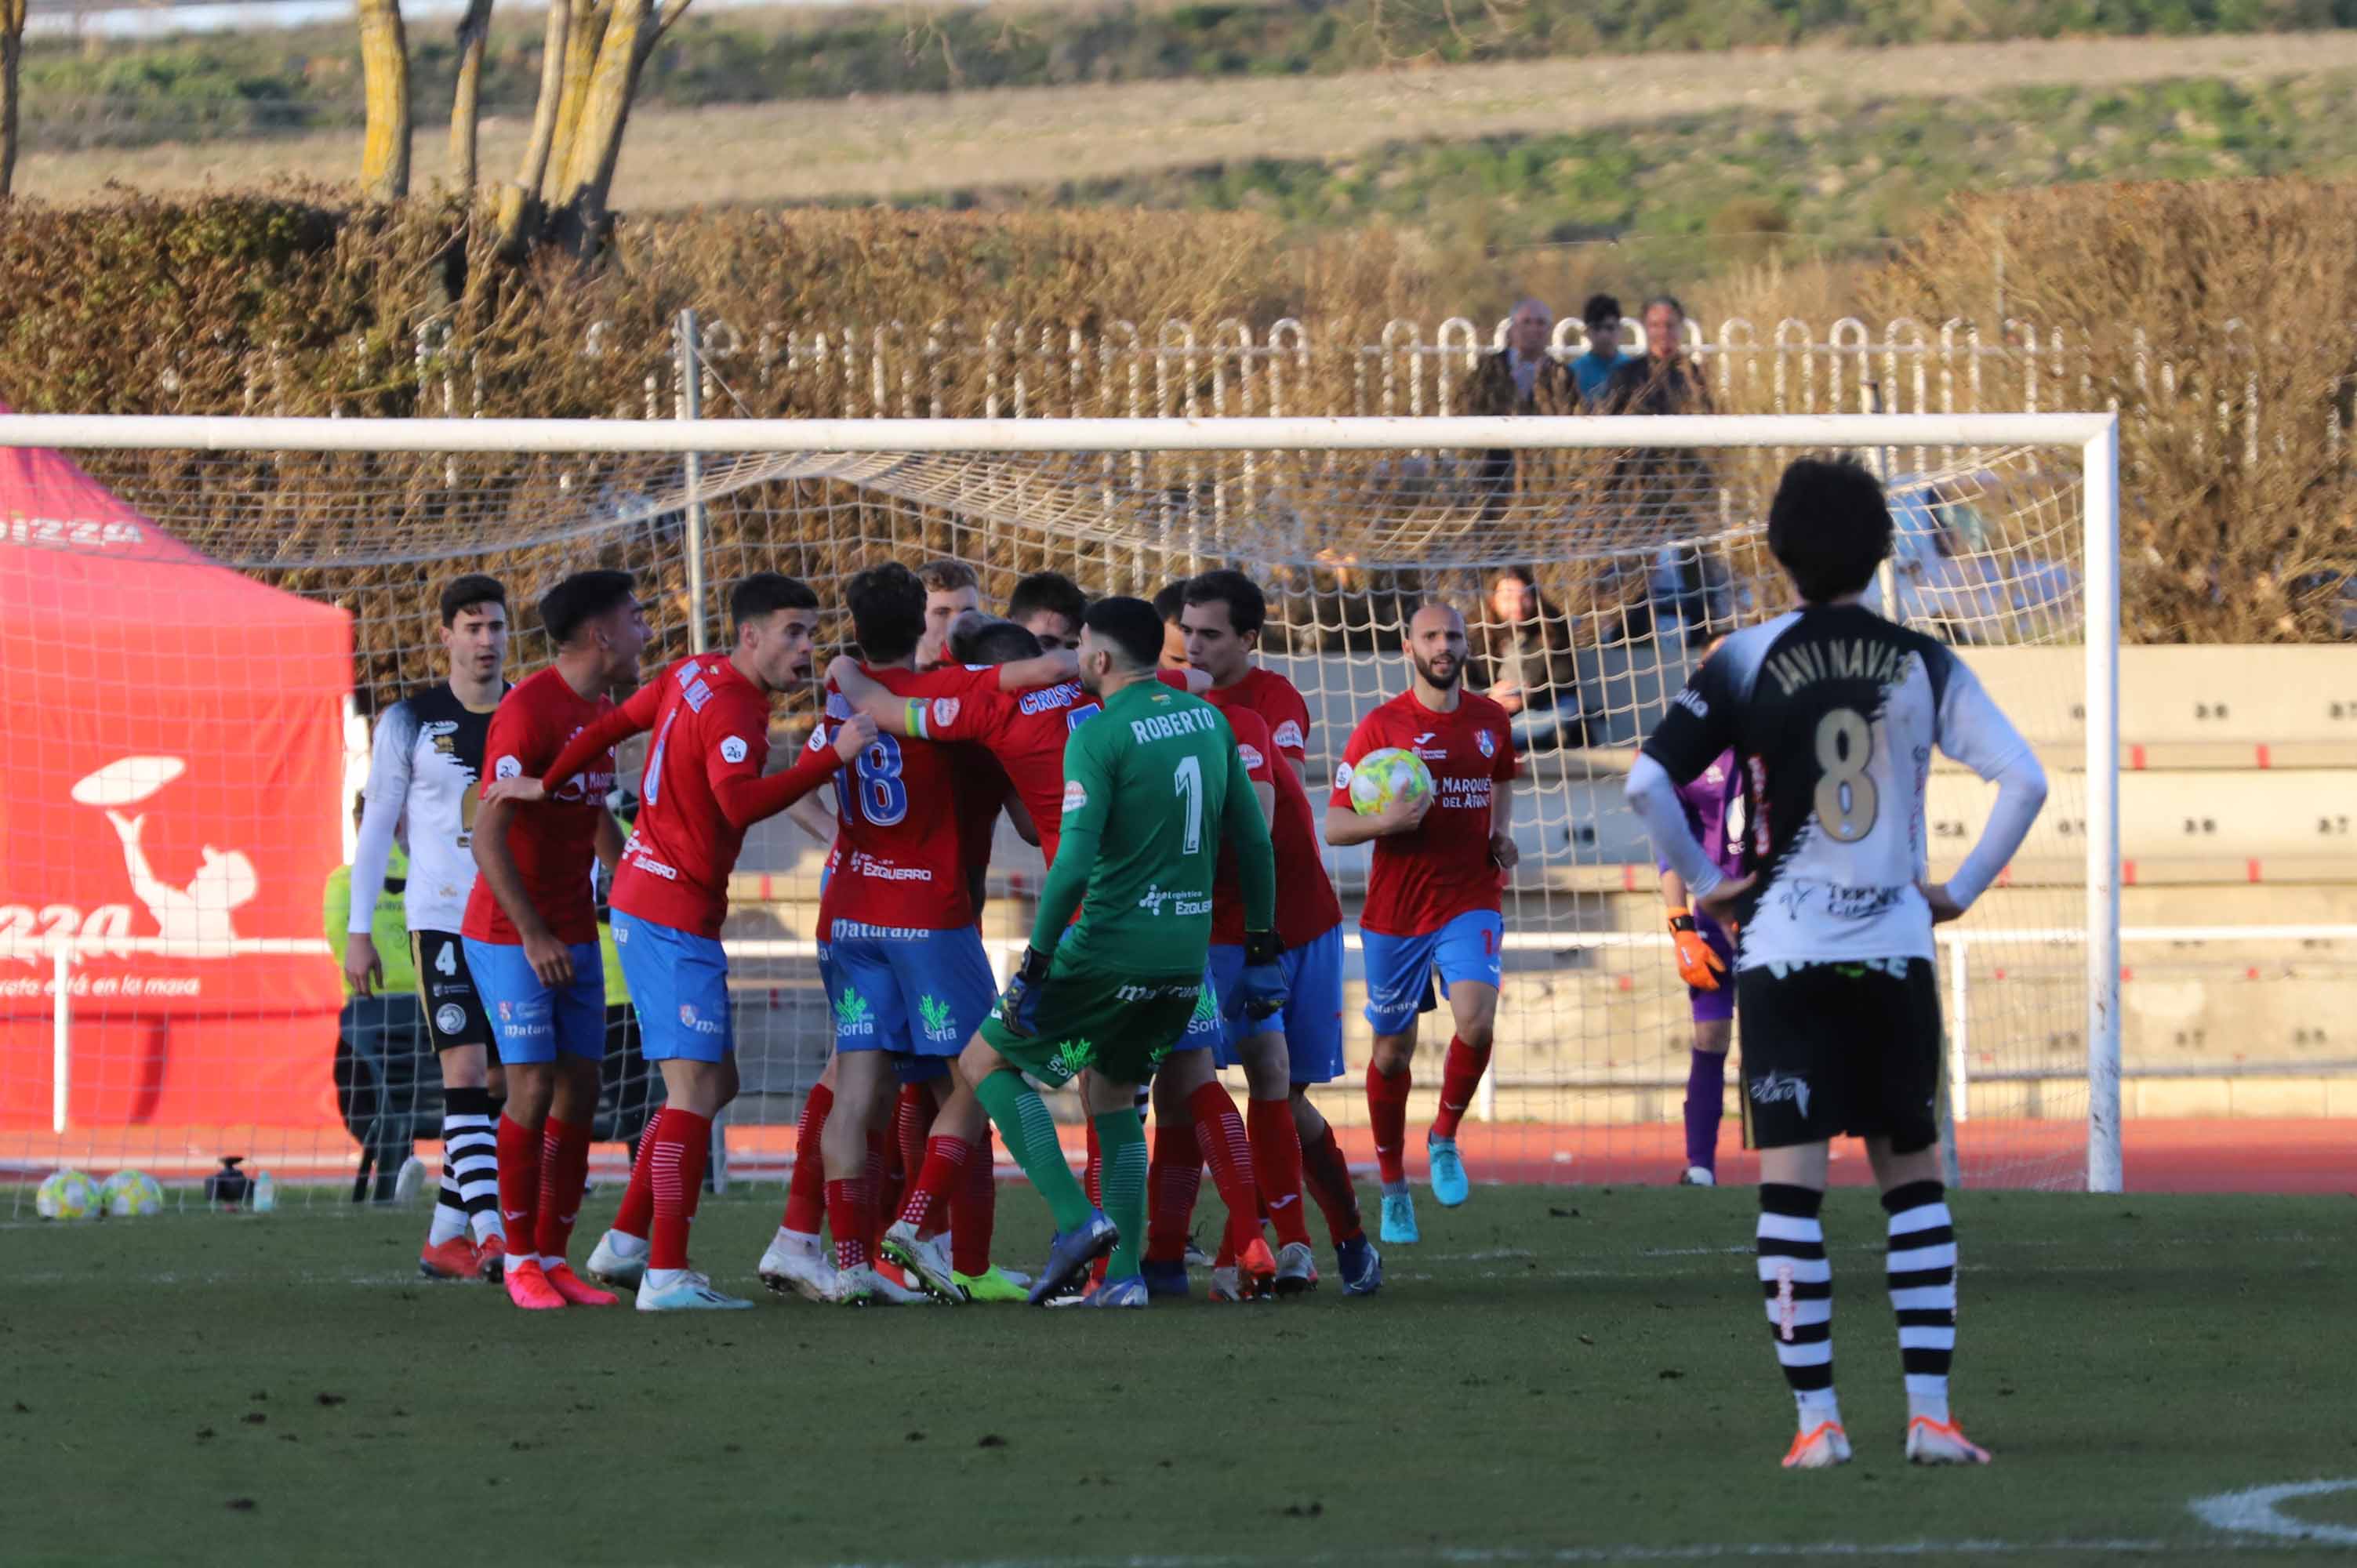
[720,735,749,765]
[1061,779,1088,813]
[1476,729,1497,759]
[932,698,961,730]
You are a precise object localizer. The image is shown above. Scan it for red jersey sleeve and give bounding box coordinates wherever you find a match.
[1229,706,1277,786]
[1327,710,1387,811]
[906,666,1016,748]
[486,693,554,790]
[1265,680,1312,764]
[540,678,659,794]
[700,684,774,795]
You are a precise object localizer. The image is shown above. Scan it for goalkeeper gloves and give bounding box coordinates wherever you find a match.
[1667,909,1727,993]
[993,944,1054,1037]
[1238,929,1289,1021]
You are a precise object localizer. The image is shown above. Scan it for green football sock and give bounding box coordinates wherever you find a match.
[975,1069,1091,1233]
[1093,1109,1149,1281]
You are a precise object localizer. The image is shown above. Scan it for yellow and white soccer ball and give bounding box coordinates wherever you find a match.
[100,1170,165,1218]
[35,1168,100,1221]
[1343,747,1436,816]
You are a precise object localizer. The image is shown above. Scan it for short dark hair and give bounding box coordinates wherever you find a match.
[950,615,1044,666]
[1084,596,1166,672]
[538,570,638,647]
[1767,456,1893,604]
[1150,580,1191,625]
[1006,570,1087,630]
[439,574,507,626]
[1582,293,1622,329]
[1643,293,1687,321]
[844,561,928,664]
[1182,568,1266,636]
[916,558,979,595]
[731,572,819,632]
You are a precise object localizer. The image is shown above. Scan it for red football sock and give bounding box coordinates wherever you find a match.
[648,1108,712,1272]
[1187,1080,1261,1261]
[1146,1115,1203,1265]
[496,1113,542,1260]
[1431,1035,1491,1142]
[885,1083,933,1218]
[1366,1063,1412,1185]
[951,1130,997,1277]
[898,1134,969,1237]
[1299,1116,1364,1245]
[780,1082,832,1235]
[1246,1097,1312,1249]
[613,1120,659,1241]
[827,1176,873,1270]
[533,1115,593,1265]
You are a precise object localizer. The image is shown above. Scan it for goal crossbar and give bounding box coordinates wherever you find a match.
[0,412,2116,456]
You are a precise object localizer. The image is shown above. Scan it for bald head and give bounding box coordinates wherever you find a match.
[1405,601,1467,692]
[1508,297,1553,357]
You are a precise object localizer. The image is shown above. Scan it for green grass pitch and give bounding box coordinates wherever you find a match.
[8,1183,2357,1566]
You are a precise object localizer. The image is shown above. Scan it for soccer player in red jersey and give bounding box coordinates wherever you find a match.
[1006,570,1087,653]
[1178,569,1379,1296]
[1325,601,1520,1247]
[811,563,1029,1305]
[485,574,873,1308]
[463,571,644,1311]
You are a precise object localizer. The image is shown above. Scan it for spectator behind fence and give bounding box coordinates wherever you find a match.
[1602,295,1714,416]
[1571,294,1625,406]
[1472,566,1590,754]
[1466,296,1580,516]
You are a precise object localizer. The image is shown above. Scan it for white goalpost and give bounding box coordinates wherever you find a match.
[0,411,2123,1207]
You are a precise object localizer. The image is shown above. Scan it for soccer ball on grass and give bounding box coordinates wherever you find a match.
[35,1168,100,1221]
[1343,747,1435,817]
[100,1170,165,1218]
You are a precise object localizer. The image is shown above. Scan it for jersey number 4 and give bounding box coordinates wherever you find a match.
[1814,707,1880,843]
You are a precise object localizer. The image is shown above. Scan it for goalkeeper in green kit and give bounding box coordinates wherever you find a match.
[961,595,1284,1307]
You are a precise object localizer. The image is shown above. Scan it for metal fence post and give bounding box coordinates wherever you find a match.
[677,307,711,659]
[674,309,724,1191]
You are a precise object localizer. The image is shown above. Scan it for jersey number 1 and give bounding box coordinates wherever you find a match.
[1172,753,1203,855]
[1813,708,1879,843]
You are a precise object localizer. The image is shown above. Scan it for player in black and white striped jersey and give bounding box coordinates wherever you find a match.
[348,575,514,1283]
[1627,457,2048,1471]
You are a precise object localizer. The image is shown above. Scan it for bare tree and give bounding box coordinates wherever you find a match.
[1,0,25,199]
[357,0,413,200]
[449,0,496,194]
[495,0,691,259]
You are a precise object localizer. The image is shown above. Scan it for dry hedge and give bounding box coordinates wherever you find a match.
[1872,178,2357,644]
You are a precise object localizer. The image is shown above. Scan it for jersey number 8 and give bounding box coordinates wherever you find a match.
[1813,707,1879,843]
[854,734,908,826]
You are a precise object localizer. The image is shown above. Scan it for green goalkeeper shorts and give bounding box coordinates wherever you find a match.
[978,962,1205,1088]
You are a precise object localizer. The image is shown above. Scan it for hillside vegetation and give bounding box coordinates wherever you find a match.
[22,0,2357,151]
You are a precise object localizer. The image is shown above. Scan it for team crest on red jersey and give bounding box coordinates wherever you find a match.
[1476,729,1497,759]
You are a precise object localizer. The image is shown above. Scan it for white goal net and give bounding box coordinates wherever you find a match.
[0,412,2121,1213]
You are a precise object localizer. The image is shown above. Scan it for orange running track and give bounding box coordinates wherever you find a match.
[16,1119,2338,1194]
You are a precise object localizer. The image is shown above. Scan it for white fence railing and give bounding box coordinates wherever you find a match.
[291,313,2312,452]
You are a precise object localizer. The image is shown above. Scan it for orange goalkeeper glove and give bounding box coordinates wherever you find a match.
[1667,909,1727,992]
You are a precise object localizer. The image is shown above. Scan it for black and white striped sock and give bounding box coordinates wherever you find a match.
[440,1087,503,1245]
[1758,1182,1839,1426]
[1883,1179,1958,1425]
